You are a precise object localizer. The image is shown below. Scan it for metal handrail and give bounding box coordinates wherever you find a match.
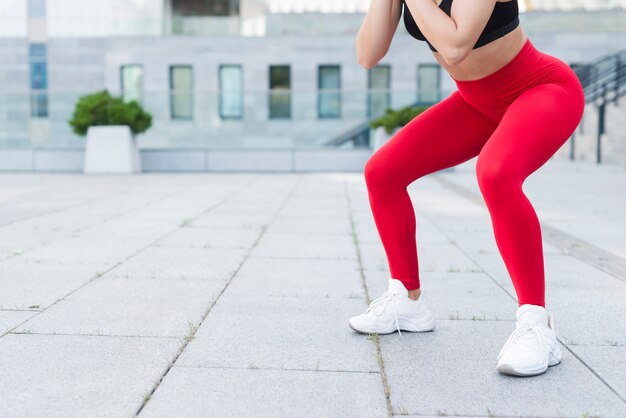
[571,48,626,164]
[573,49,626,105]
[324,99,438,147]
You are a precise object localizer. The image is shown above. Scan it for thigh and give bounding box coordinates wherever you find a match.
[476,80,585,180]
[367,90,499,186]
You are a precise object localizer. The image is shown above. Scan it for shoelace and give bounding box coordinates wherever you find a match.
[366,290,403,336]
[497,323,547,360]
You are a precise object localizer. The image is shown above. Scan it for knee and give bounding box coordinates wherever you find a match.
[364,152,400,191]
[475,157,520,199]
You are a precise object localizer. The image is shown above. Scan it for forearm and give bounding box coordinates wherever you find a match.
[404,0,462,64]
[355,0,398,68]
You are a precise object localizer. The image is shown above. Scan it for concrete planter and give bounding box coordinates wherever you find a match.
[372,126,401,151]
[83,126,141,174]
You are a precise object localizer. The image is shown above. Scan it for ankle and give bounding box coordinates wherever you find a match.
[407,288,422,301]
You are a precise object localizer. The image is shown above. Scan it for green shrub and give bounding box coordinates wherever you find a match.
[68,89,152,136]
[369,104,430,135]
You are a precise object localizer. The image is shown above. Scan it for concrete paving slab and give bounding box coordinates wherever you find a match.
[100,246,248,281]
[250,231,357,259]
[436,158,626,261]
[155,226,262,249]
[0,333,180,418]
[139,366,387,418]
[190,212,273,228]
[224,256,365,299]
[13,276,222,337]
[468,251,625,289]
[74,219,178,240]
[1,166,624,417]
[521,283,626,346]
[358,241,481,276]
[567,344,626,400]
[0,258,99,310]
[16,236,148,268]
[380,319,626,417]
[0,222,66,255]
[0,310,37,335]
[354,221,451,245]
[269,217,353,235]
[176,293,379,372]
[421,277,517,323]
[361,269,516,321]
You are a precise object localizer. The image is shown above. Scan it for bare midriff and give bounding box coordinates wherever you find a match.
[432,0,528,82]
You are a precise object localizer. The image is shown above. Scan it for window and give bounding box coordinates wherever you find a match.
[169,65,193,120]
[172,0,239,17]
[29,43,48,118]
[417,63,441,103]
[269,65,290,119]
[219,64,243,119]
[27,0,46,17]
[367,65,391,118]
[120,65,143,103]
[318,65,341,119]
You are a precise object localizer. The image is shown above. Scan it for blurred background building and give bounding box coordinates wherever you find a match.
[0,0,625,171]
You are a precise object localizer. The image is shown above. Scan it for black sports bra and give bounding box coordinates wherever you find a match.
[402,0,520,52]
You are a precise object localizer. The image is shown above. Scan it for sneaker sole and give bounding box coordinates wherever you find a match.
[348,317,436,335]
[497,352,562,377]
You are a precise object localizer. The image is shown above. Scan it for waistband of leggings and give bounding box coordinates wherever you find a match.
[452,38,540,89]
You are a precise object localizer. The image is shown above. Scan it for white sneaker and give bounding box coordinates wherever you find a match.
[348,278,436,335]
[496,304,562,376]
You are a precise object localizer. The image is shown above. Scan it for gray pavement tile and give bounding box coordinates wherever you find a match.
[0,222,66,253]
[100,246,248,281]
[209,202,284,217]
[12,276,222,337]
[225,256,365,299]
[543,218,626,259]
[5,213,110,235]
[567,345,626,400]
[381,319,626,417]
[73,219,178,240]
[361,269,516,321]
[0,258,98,309]
[354,221,451,246]
[0,310,37,335]
[358,241,481,276]
[190,212,273,228]
[468,252,625,289]
[250,232,357,259]
[0,333,180,418]
[276,208,350,220]
[436,159,626,265]
[155,226,262,249]
[417,243,483,274]
[15,236,148,268]
[269,217,353,235]
[527,284,626,346]
[176,294,379,372]
[420,214,493,234]
[288,193,349,204]
[140,366,387,418]
[358,242,392,273]
[381,271,515,320]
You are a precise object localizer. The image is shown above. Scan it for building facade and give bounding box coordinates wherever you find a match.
[0,0,625,170]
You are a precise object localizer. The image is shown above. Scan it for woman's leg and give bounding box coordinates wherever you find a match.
[475,81,585,308]
[364,91,499,291]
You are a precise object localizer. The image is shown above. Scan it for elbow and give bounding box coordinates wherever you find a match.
[356,49,381,70]
[356,39,385,69]
[358,57,379,70]
[441,44,469,67]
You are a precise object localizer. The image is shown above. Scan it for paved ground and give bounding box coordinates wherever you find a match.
[0,157,625,418]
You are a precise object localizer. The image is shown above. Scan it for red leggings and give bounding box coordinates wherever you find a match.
[364,38,585,307]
